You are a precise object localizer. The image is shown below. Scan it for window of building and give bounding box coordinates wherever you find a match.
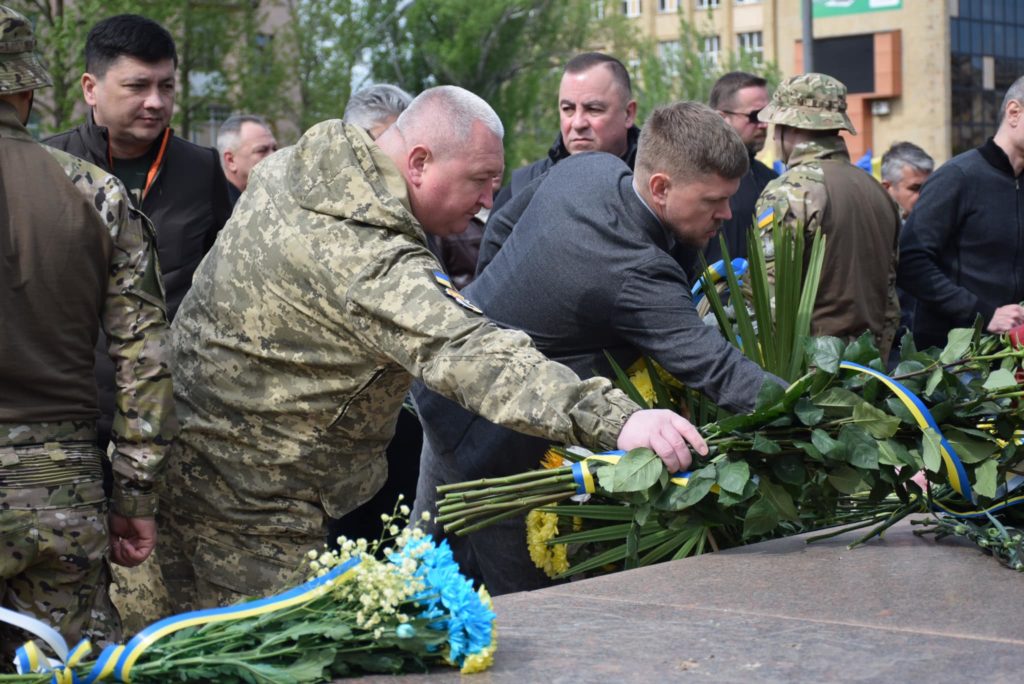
[738,30,763,62]
[593,0,606,19]
[696,0,720,9]
[701,35,721,67]
[950,6,1024,153]
[659,0,678,12]
[734,0,761,5]
[623,0,641,17]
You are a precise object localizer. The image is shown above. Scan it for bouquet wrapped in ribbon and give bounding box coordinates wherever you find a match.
[438,224,1024,578]
[0,512,497,683]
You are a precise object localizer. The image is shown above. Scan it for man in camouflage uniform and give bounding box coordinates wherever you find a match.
[161,85,706,609]
[755,73,901,359]
[0,5,176,661]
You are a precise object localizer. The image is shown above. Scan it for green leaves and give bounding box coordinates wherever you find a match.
[851,403,901,439]
[982,369,1018,391]
[600,448,664,494]
[940,328,974,364]
[804,336,845,373]
[921,428,944,473]
[716,459,751,495]
[973,460,999,499]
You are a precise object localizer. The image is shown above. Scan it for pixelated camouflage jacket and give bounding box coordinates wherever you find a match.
[167,121,639,532]
[0,106,176,517]
[755,135,901,357]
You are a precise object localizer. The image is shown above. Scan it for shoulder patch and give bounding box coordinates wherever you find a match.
[757,207,775,229]
[432,270,483,315]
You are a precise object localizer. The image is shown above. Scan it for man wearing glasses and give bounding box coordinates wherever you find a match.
[706,71,778,262]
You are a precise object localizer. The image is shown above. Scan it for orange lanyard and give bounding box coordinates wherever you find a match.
[107,128,171,202]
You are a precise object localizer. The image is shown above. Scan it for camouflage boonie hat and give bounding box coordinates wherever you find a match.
[0,4,52,94]
[758,72,855,134]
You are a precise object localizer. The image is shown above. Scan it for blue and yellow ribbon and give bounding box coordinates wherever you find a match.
[691,258,749,304]
[8,556,361,682]
[571,450,703,493]
[839,361,973,502]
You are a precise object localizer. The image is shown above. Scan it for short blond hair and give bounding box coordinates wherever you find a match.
[636,101,749,183]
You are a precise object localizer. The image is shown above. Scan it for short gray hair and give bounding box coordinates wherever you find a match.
[394,85,504,158]
[881,141,934,183]
[636,101,749,183]
[217,114,270,155]
[343,84,413,130]
[1000,75,1024,122]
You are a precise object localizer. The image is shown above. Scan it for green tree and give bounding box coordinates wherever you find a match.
[368,0,632,173]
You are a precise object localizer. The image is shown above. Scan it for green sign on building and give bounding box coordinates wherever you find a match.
[812,0,902,18]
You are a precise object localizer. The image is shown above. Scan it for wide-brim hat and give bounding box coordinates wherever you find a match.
[0,51,53,94]
[0,5,53,94]
[758,73,856,134]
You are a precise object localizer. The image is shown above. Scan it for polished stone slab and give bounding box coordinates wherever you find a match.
[356,518,1024,683]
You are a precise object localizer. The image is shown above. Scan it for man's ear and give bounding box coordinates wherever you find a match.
[223,149,236,174]
[406,144,431,187]
[648,172,671,206]
[624,99,638,128]
[881,179,892,192]
[82,72,99,106]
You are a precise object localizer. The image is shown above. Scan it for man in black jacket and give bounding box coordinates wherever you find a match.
[477,52,638,270]
[705,71,778,262]
[413,102,781,595]
[46,14,231,446]
[897,76,1024,349]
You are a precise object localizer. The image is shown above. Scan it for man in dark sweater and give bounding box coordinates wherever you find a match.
[898,76,1024,349]
[46,14,231,446]
[477,52,639,270]
[412,102,781,595]
[705,71,778,263]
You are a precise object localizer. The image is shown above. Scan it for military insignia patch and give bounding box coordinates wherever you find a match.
[432,270,483,315]
[757,207,775,229]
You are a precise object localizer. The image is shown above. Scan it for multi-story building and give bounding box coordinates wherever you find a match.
[626,0,1024,164]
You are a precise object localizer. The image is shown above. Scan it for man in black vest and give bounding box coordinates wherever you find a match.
[46,14,231,446]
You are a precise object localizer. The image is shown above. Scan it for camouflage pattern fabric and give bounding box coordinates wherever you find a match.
[0,445,118,666]
[758,72,856,133]
[162,121,638,601]
[756,135,900,358]
[42,145,177,518]
[0,5,52,95]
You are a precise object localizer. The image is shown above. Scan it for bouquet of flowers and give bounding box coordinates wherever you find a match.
[1,508,497,683]
[437,223,1024,578]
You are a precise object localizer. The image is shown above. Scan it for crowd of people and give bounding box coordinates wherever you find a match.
[2,4,1023,662]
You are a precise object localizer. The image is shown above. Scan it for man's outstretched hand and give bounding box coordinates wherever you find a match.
[109,513,157,567]
[617,409,708,473]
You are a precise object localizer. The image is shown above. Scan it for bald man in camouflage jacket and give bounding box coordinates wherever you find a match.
[755,73,901,360]
[160,86,707,610]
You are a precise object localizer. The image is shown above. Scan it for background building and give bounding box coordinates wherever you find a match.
[626,0,1024,164]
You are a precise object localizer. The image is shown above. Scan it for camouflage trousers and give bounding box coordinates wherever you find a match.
[157,509,319,612]
[0,426,119,667]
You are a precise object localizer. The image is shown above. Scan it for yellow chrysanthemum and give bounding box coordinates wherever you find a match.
[460,587,498,674]
[626,360,656,406]
[540,448,565,470]
[526,510,569,578]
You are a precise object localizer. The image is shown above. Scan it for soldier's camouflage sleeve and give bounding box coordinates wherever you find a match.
[98,174,178,518]
[754,166,828,269]
[346,246,640,451]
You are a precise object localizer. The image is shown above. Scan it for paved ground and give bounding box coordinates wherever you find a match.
[357,517,1024,683]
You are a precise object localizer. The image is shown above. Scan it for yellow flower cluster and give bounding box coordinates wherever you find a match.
[627,358,686,407]
[460,586,498,674]
[526,510,569,578]
[305,508,433,639]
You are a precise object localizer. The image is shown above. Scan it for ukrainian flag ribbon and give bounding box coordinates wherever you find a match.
[7,556,361,682]
[838,361,974,502]
[691,258,749,305]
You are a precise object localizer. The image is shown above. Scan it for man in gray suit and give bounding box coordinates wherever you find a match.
[412,101,782,594]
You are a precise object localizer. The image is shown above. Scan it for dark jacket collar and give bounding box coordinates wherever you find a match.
[78,109,172,164]
[547,125,642,169]
[978,137,1019,177]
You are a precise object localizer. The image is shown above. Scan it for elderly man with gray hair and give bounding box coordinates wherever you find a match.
[412,101,783,595]
[880,141,934,219]
[159,85,710,608]
[342,83,413,139]
[899,75,1024,350]
[216,114,278,205]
